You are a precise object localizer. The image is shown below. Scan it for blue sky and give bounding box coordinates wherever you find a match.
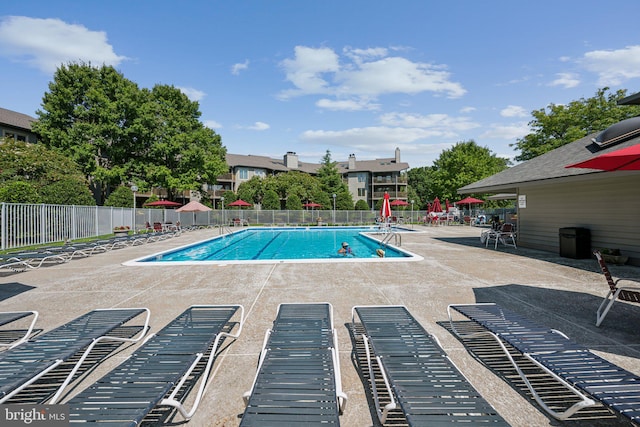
[1,1,640,169]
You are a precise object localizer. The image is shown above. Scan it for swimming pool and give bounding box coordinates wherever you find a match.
[125,227,422,265]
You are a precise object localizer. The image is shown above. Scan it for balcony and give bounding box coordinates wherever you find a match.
[217,173,233,182]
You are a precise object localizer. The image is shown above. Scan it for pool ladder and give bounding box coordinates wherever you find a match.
[380,231,401,247]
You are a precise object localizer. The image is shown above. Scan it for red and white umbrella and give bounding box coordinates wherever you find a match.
[380,192,391,220]
[432,197,443,213]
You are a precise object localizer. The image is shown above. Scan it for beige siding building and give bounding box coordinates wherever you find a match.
[459,119,640,265]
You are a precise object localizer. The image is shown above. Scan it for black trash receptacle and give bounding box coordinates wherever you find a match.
[559,227,591,259]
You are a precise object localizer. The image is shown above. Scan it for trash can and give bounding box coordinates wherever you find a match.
[559,227,591,259]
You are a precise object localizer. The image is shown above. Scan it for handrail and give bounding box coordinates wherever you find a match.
[380,231,401,247]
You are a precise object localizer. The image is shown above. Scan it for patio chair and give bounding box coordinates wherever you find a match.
[593,250,640,327]
[0,310,38,349]
[352,305,508,425]
[0,308,150,404]
[448,303,640,423]
[66,305,244,423]
[5,250,70,268]
[0,256,36,273]
[241,303,347,426]
[484,223,516,249]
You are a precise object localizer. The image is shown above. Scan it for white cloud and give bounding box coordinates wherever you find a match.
[582,45,640,85]
[301,126,450,148]
[0,16,126,73]
[231,60,249,75]
[378,112,480,132]
[500,105,528,118]
[480,122,530,140]
[177,86,206,101]
[548,72,580,89]
[278,45,465,101]
[279,46,340,99]
[247,121,270,131]
[315,98,380,111]
[203,120,222,129]
[460,106,476,113]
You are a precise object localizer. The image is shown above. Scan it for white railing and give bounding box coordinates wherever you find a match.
[0,203,429,251]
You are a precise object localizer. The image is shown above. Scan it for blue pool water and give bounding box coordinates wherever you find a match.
[131,227,419,264]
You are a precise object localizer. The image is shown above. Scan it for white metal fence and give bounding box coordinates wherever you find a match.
[0,203,408,250]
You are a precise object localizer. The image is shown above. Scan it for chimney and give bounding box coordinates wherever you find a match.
[284,151,298,169]
[348,153,356,170]
[395,147,401,163]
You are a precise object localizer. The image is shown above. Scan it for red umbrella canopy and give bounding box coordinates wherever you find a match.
[228,199,252,207]
[175,201,212,212]
[303,202,322,208]
[456,197,484,205]
[565,144,640,171]
[390,199,409,206]
[445,199,451,211]
[144,200,182,207]
[380,192,391,219]
[432,197,443,213]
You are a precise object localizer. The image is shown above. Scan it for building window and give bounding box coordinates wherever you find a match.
[3,132,15,140]
[17,135,26,142]
[358,188,366,197]
[255,169,266,178]
[358,173,366,183]
[239,169,248,179]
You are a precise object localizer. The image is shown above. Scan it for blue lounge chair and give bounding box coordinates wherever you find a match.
[352,305,508,425]
[0,311,38,349]
[0,308,150,404]
[241,303,347,426]
[448,303,640,423]
[66,305,244,424]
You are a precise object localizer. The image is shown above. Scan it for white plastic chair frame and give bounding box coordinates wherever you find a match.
[447,303,595,420]
[594,251,640,327]
[160,304,245,420]
[0,311,39,350]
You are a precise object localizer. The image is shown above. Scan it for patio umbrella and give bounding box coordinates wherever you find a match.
[144,200,182,208]
[228,199,252,207]
[175,201,212,212]
[455,196,484,218]
[432,197,443,213]
[445,199,451,212]
[390,200,409,207]
[565,144,640,171]
[380,192,391,220]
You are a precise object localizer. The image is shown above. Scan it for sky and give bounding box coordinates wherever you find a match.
[1,1,640,169]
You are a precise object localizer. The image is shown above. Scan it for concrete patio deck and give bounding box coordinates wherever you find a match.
[1,225,639,426]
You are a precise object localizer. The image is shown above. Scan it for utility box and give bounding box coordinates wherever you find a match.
[559,227,591,259]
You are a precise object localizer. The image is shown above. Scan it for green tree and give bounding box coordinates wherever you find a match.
[236,176,264,205]
[422,140,509,201]
[0,139,94,205]
[354,199,369,210]
[512,88,640,161]
[143,84,227,200]
[40,178,95,205]
[285,193,302,210]
[0,181,41,203]
[33,63,227,204]
[316,150,353,209]
[262,189,280,210]
[104,186,134,207]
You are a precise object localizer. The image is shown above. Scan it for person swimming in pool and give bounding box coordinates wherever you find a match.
[338,241,353,256]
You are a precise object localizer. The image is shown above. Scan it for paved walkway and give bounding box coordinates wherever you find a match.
[1,225,638,426]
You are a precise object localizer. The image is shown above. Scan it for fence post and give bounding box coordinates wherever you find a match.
[1,203,5,251]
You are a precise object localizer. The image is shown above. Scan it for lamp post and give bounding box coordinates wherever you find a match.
[411,199,414,229]
[332,193,336,224]
[221,196,225,230]
[131,185,138,233]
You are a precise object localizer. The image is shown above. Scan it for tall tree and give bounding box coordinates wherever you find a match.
[143,84,227,200]
[33,63,227,204]
[512,88,640,161]
[316,150,353,209]
[411,140,508,202]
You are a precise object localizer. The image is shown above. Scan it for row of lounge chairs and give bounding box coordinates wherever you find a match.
[0,228,181,274]
[2,301,638,425]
